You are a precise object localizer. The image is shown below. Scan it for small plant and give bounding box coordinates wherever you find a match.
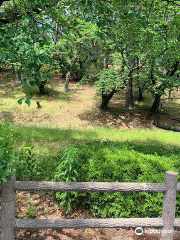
[54,148,82,213]
[21,206,37,219]
[0,123,18,183]
[17,145,37,180]
[17,145,58,181]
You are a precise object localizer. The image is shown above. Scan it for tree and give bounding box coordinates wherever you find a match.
[95,69,125,110]
[0,0,55,98]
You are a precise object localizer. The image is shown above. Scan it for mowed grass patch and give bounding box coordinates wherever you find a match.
[0,73,180,157]
[13,124,180,157]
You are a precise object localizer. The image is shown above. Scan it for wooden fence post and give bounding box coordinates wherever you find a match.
[1,174,16,240]
[160,171,178,240]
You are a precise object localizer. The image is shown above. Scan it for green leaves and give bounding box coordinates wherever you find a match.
[25,97,31,107]
[95,69,125,94]
[18,98,24,105]
[54,141,180,217]
[0,123,17,183]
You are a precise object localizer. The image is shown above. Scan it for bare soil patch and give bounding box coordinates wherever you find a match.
[0,192,175,240]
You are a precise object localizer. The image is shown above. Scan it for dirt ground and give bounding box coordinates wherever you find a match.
[2,192,177,240]
[0,72,180,130]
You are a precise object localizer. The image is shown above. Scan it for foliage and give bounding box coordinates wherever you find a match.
[17,145,57,181]
[0,0,179,109]
[0,123,17,183]
[20,206,37,219]
[95,69,125,94]
[17,145,37,180]
[53,141,180,217]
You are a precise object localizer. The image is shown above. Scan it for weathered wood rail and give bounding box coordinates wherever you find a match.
[0,171,180,240]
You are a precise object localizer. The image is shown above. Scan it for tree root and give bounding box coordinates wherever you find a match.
[153,120,180,132]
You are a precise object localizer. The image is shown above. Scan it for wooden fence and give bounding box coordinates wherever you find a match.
[0,171,180,240]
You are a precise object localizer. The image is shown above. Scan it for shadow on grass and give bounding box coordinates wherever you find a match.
[0,111,14,121]
[0,82,22,99]
[78,105,153,129]
[13,124,180,158]
[14,124,99,145]
[25,85,79,102]
[78,91,180,129]
[0,76,79,103]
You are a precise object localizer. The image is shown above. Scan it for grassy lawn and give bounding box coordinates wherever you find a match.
[1,73,180,238]
[0,72,180,157]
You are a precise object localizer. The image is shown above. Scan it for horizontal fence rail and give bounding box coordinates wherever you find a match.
[15,181,168,192]
[0,182,180,192]
[0,171,179,240]
[0,182,179,193]
[5,218,165,229]
[0,218,180,229]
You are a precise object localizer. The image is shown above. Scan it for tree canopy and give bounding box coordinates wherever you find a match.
[0,0,179,112]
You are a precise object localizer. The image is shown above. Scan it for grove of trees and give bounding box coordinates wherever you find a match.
[0,0,179,113]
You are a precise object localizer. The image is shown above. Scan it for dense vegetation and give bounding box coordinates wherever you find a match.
[0,0,180,222]
[0,0,179,112]
[13,140,180,218]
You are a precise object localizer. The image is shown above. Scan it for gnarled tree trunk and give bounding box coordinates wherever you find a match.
[150,94,161,114]
[100,90,116,110]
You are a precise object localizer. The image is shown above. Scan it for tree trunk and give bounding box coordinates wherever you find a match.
[150,94,161,114]
[93,41,98,70]
[103,52,109,69]
[168,88,172,99]
[14,72,22,84]
[125,75,134,109]
[39,82,46,95]
[64,71,70,92]
[138,87,143,101]
[100,90,116,110]
[136,66,143,102]
[94,59,98,70]
[103,57,108,69]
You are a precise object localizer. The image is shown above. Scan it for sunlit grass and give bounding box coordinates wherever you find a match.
[13,124,180,157]
[0,74,180,157]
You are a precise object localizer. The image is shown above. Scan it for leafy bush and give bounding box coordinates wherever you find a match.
[54,141,180,217]
[17,145,57,181]
[0,123,17,183]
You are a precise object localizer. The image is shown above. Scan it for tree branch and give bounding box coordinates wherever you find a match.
[163,0,180,6]
[121,50,131,71]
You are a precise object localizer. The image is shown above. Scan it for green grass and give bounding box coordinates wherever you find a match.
[0,73,180,158]
[13,124,180,157]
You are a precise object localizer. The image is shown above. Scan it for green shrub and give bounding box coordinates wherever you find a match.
[17,145,58,181]
[0,123,17,183]
[54,141,180,217]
